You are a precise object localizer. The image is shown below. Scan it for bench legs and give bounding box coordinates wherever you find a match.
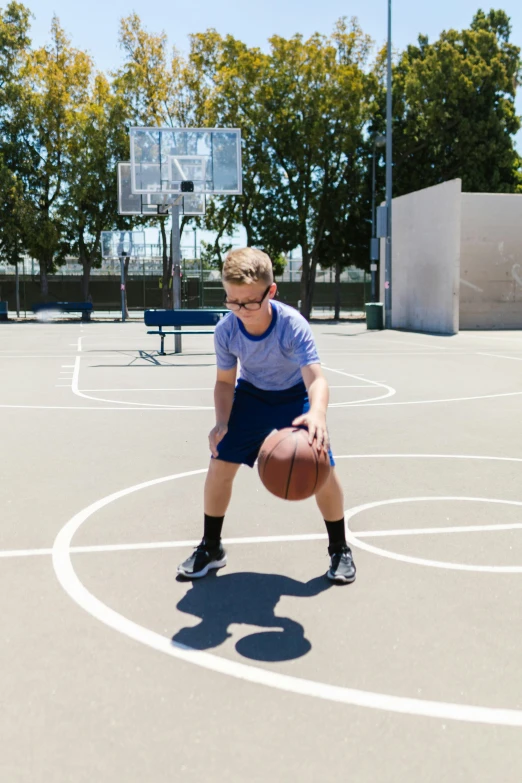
[158,327,182,356]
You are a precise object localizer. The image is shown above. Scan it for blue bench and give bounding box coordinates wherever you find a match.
[0,301,7,321]
[144,308,228,355]
[32,302,93,321]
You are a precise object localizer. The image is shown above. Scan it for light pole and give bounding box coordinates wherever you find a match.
[371,134,386,303]
[384,0,393,328]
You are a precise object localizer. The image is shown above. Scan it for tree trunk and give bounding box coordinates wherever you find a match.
[15,261,20,317]
[334,259,341,320]
[40,262,49,299]
[160,218,171,309]
[299,243,311,320]
[81,257,92,322]
[299,245,320,321]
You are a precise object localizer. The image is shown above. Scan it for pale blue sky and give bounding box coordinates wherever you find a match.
[27,0,522,149]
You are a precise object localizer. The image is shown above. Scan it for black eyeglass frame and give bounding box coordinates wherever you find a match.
[223,285,272,311]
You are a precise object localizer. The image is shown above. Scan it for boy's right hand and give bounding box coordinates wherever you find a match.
[209,423,228,458]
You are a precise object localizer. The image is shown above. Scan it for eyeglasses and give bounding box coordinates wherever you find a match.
[224,285,271,312]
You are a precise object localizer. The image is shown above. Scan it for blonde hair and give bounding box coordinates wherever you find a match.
[222,247,274,285]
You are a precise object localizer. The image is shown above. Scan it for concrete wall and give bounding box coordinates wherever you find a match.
[459,193,522,329]
[381,179,462,334]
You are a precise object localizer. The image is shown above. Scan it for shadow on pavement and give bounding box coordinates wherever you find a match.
[172,570,333,662]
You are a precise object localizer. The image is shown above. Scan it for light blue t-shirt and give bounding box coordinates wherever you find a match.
[214,300,320,391]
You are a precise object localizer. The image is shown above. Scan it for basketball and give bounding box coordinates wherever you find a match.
[257,427,331,501]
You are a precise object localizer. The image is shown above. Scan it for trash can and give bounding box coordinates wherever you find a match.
[0,301,8,322]
[365,302,383,330]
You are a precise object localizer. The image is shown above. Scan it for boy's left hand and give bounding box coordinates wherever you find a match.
[292,410,329,452]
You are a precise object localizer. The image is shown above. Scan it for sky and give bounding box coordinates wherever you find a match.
[27,0,522,150]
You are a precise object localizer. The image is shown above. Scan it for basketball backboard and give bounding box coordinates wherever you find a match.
[129,128,242,196]
[118,163,206,216]
[101,230,146,259]
[181,192,206,216]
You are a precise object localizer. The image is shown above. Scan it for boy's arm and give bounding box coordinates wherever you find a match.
[293,363,330,451]
[209,365,237,457]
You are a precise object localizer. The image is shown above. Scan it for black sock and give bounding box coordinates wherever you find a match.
[324,519,347,551]
[204,514,224,545]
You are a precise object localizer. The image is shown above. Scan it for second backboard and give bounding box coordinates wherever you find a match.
[117,162,206,216]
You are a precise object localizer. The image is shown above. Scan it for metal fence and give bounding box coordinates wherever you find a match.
[0,255,371,317]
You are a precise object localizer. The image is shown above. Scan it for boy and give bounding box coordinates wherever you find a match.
[177,248,356,584]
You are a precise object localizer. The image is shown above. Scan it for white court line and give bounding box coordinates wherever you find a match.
[322,366,396,406]
[467,334,522,344]
[72,360,374,408]
[313,350,522,357]
[478,352,522,362]
[50,457,522,727]
[333,335,450,351]
[80,387,215,392]
[0,404,214,410]
[7,519,522,560]
[71,356,214,410]
[341,389,522,408]
[346,496,522,574]
[78,385,371,392]
[358,520,522,537]
[0,355,83,359]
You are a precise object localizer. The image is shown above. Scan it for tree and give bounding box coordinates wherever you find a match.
[17,17,92,297]
[316,135,373,318]
[187,19,374,319]
[0,2,31,270]
[0,156,25,262]
[59,73,132,311]
[391,9,522,196]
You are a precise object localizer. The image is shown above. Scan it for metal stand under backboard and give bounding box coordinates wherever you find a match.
[171,203,182,353]
[120,257,126,323]
[100,230,146,324]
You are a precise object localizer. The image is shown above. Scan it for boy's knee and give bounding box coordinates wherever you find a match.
[208,458,240,483]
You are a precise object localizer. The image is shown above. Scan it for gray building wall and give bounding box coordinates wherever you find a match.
[380,179,462,334]
[459,193,522,329]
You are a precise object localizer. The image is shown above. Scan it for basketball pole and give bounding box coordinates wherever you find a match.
[384,0,393,329]
[171,202,182,353]
[120,256,126,323]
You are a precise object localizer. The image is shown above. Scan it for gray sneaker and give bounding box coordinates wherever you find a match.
[327,545,356,584]
[177,539,227,579]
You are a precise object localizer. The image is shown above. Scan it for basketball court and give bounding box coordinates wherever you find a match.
[2,319,522,781]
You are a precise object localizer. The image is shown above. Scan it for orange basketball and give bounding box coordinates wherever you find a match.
[257,427,331,501]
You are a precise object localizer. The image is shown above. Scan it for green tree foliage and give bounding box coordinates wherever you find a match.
[18,17,92,296]
[0,2,31,267]
[59,74,131,305]
[188,19,374,319]
[315,136,373,317]
[0,156,25,265]
[391,9,522,195]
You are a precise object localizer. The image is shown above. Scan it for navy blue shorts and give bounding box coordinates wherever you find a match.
[216,379,335,468]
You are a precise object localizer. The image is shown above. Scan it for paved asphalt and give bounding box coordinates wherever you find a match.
[1,319,522,782]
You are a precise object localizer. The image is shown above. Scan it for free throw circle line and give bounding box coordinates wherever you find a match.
[346,496,522,573]
[52,455,522,727]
